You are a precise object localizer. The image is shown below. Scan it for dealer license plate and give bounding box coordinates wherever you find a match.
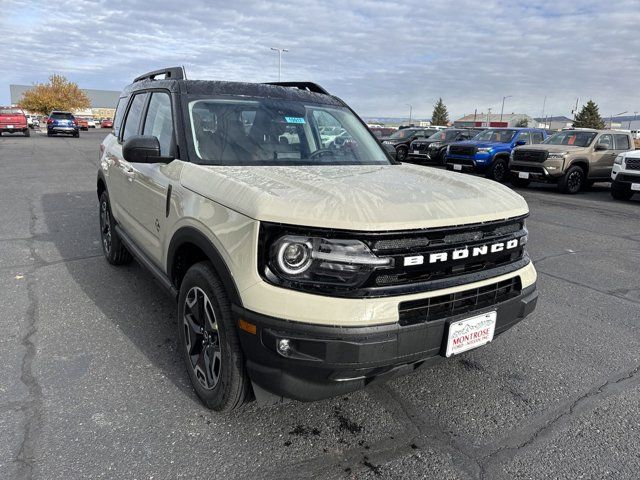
[518,172,530,179]
[453,164,462,171]
[413,150,419,155]
[632,183,640,191]
[7,125,13,129]
[445,311,496,357]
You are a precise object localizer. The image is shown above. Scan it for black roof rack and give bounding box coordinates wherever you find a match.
[263,82,329,95]
[133,66,185,83]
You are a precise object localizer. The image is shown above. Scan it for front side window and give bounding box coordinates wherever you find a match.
[187,98,390,166]
[143,92,173,156]
[517,131,531,144]
[543,131,597,147]
[122,93,148,142]
[474,129,517,143]
[532,132,544,144]
[596,134,613,149]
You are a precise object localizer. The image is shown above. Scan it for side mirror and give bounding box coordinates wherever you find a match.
[515,140,527,146]
[594,144,608,151]
[122,135,170,163]
[383,142,397,161]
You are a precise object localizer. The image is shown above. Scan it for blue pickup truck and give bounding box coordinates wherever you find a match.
[444,128,547,181]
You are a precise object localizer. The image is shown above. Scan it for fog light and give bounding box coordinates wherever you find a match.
[277,339,291,356]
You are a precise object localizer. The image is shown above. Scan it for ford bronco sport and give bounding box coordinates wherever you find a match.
[509,129,635,194]
[611,149,640,200]
[98,67,538,411]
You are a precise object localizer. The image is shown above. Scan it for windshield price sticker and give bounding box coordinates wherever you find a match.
[285,116,306,124]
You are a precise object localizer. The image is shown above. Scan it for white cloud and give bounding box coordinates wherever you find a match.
[1,0,639,119]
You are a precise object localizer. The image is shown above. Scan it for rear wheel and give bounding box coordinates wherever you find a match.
[178,262,250,412]
[487,158,509,182]
[559,165,585,194]
[24,129,30,137]
[99,191,132,265]
[611,181,633,200]
[74,132,80,138]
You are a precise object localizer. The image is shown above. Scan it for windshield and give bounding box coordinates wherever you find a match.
[188,98,390,166]
[543,131,597,147]
[427,130,460,141]
[474,129,517,143]
[0,108,23,115]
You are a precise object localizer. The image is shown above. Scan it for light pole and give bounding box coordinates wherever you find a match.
[610,111,628,129]
[486,108,492,127]
[500,95,512,124]
[406,104,413,124]
[270,47,289,81]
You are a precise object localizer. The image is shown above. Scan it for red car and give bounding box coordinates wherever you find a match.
[77,117,89,130]
[100,118,113,129]
[0,107,30,137]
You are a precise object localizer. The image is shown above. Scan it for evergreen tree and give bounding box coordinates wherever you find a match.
[431,98,449,126]
[573,100,606,129]
[515,118,529,127]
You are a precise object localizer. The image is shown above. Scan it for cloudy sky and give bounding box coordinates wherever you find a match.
[2,0,639,119]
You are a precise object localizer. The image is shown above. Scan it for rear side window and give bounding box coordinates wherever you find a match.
[143,92,174,156]
[122,93,148,142]
[532,132,544,144]
[113,97,128,137]
[614,134,630,150]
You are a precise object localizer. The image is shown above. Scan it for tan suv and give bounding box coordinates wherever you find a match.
[97,67,538,411]
[509,129,635,194]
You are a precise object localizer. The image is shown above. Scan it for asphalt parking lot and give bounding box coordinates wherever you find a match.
[1,129,638,480]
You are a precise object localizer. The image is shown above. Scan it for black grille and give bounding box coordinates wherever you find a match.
[626,158,640,170]
[447,158,475,166]
[366,217,527,289]
[616,174,640,183]
[512,165,545,174]
[449,145,476,157]
[398,277,522,326]
[514,149,547,163]
[410,142,428,153]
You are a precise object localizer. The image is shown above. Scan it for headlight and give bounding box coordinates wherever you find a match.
[477,147,492,153]
[614,155,623,165]
[267,234,393,289]
[547,152,566,159]
[428,142,442,149]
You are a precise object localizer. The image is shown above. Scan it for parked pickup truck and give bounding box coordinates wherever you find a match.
[0,107,30,137]
[97,67,538,412]
[610,149,640,200]
[445,128,547,182]
[509,129,635,194]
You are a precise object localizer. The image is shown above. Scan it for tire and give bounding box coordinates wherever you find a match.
[74,132,80,138]
[47,132,52,137]
[486,157,508,182]
[510,176,531,188]
[559,165,585,194]
[98,191,132,265]
[178,262,250,412]
[611,181,633,201]
[396,146,408,162]
[24,129,30,137]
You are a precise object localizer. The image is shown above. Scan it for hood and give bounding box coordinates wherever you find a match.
[180,163,528,231]
[515,144,587,153]
[458,140,508,149]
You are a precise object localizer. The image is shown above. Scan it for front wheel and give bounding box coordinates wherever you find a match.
[396,146,408,162]
[611,181,634,200]
[487,158,508,182]
[178,262,250,412]
[559,166,585,194]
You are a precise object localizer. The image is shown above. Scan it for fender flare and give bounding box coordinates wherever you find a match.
[167,226,243,307]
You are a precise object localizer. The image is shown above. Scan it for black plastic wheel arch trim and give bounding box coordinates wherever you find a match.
[166,226,243,307]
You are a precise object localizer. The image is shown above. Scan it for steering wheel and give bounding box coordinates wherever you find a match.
[309,148,336,159]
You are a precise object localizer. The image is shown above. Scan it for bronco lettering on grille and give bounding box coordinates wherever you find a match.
[403,239,519,267]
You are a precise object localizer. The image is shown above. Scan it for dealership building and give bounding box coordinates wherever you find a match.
[9,84,120,118]
[453,113,534,128]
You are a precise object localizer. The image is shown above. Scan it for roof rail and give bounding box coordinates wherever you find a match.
[133,66,185,83]
[263,82,330,95]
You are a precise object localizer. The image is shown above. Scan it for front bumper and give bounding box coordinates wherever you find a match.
[445,154,491,172]
[235,283,537,402]
[510,161,564,182]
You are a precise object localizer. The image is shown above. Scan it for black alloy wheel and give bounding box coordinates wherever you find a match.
[396,146,408,162]
[182,286,222,391]
[559,166,584,194]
